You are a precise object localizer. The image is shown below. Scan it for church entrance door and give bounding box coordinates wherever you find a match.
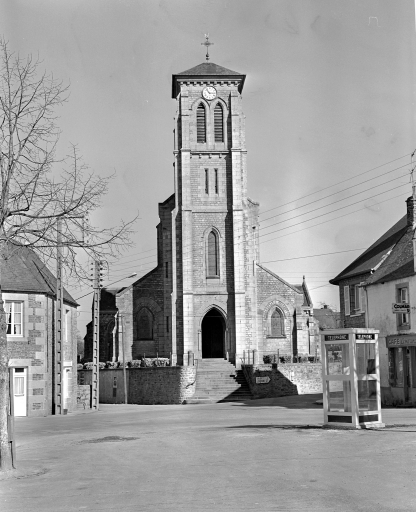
[201,309,225,358]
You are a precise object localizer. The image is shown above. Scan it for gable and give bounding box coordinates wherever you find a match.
[1,245,78,306]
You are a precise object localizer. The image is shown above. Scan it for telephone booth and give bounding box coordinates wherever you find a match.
[321,328,384,428]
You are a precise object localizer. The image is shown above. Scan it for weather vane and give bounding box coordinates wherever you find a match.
[201,34,213,61]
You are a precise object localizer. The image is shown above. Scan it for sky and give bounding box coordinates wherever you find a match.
[1,0,415,336]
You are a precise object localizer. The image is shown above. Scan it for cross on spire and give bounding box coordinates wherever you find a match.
[201,34,213,61]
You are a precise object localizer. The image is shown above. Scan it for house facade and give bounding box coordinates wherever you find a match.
[114,60,317,368]
[330,194,416,405]
[2,245,78,417]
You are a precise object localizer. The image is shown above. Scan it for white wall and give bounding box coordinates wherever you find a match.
[366,277,416,387]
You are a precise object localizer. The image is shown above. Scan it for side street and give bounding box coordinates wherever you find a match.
[1,396,415,512]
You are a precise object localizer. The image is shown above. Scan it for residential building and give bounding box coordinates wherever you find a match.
[330,193,416,405]
[2,245,78,416]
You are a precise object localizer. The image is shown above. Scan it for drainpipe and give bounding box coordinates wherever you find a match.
[363,285,369,329]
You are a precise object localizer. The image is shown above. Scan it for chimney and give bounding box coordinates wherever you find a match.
[406,192,416,228]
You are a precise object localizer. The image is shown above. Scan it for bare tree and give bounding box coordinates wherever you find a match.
[0,39,135,471]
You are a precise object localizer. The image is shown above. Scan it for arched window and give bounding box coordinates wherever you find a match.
[214,104,224,142]
[207,231,219,276]
[137,308,153,340]
[197,104,206,143]
[271,308,284,337]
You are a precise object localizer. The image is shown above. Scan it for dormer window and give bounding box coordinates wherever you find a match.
[197,104,206,143]
[214,104,224,142]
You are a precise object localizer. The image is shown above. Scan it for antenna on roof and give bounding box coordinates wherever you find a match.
[411,149,416,198]
[201,34,213,61]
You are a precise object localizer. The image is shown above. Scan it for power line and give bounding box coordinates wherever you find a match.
[259,152,412,216]
[259,181,408,240]
[262,248,366,264]
[261,190,408,244]
[259,173,408,236]
[261,161,410,224]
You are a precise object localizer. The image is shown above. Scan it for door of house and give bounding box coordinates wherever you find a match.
[12,367,27,416]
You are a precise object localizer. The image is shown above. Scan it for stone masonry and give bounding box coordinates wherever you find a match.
[116,61,316,368]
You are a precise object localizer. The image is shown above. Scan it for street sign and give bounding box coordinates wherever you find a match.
[256,376,270,384]
[392,303,410,313]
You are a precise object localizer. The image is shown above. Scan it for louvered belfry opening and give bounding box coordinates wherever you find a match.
[207,231,219,276]
[197,103,206,143]
[214,103,224,142]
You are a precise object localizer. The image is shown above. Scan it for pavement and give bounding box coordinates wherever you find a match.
[1,394,416,512]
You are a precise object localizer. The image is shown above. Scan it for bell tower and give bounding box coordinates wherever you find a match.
[171,59,259,366]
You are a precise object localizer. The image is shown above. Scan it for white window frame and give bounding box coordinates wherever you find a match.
[6,301,24,337]
[397,285,410,328]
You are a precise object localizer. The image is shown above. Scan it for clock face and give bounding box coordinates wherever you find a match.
[202,86,217,100]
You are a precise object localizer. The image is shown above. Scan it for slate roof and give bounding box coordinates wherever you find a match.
[330,214,408,285]
[176,62,243,77]
[365,224,415,285]
[1,245,78,306]
[172,61,246,97]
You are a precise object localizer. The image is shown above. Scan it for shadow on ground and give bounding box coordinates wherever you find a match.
[228,393,323,409]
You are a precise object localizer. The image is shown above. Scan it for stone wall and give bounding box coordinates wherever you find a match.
[79,367,196,405]
[244,363,341,399]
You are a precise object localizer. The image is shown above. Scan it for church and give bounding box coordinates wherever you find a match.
[115,57,316,368]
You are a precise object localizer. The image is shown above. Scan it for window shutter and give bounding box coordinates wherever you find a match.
[197,104,206,143]
[214,104,224,142]
[344,285,350,316]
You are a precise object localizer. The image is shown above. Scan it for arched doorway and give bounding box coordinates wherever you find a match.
[201,308,225,358]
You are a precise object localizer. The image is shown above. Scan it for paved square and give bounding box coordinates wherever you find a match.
[1,395,415,512]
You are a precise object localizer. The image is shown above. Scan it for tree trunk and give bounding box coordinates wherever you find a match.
[0,251,14,471]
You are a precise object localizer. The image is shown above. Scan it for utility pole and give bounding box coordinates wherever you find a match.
[91,259,103,410]
[54,217,64,414]
[54,214,85,415]
[118,312,128,404]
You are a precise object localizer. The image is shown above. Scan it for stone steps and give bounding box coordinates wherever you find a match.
[185,359,252,404]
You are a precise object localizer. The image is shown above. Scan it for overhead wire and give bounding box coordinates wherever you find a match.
[259,173,409,237]
[259,152,412,216]
[259,181,408,241]
[260,161,411,224]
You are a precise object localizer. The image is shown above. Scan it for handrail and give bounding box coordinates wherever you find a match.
[240,359,252,387]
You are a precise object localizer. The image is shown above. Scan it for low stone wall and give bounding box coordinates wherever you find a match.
[78,367,196,405]
[245,363,340,399]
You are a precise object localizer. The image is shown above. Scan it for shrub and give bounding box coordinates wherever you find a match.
[83,362,106,370]
[263,354,279,364]
[153,358,170,367]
